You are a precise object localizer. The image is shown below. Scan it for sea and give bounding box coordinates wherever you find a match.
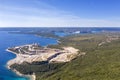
[0,31,57,80]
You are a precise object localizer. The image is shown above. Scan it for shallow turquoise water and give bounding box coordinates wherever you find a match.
[0,31,57,80]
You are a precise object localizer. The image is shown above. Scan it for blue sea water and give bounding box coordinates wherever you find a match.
[54,32,70,37]
[0,31,57,80]
[54,32,68,37]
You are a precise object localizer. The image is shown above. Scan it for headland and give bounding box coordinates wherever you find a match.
[6,43,82,80]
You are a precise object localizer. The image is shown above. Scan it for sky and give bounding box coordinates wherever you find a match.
[0,0,120,27]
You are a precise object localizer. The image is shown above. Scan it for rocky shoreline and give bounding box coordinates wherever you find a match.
[7,63,36,80]
[6,50,36,80]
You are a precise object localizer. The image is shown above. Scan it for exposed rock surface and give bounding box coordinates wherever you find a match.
[7,44,82,67]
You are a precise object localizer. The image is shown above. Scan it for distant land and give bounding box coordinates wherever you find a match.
[1,27,120,38]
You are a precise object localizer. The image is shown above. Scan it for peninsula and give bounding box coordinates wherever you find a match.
[6,43,83,80]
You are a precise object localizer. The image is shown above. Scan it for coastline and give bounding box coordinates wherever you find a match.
[6,44,79,80]
[6,49,36,80]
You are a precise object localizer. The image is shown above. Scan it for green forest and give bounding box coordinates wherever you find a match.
[10,33,120,80]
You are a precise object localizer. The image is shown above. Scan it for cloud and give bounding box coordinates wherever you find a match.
[0,0,120,27]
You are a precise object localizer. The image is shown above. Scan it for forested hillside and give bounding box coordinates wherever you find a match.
[10,33,120,80]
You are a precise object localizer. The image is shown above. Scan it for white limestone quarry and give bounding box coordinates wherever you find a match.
[6,44,86,80]
[7,44,82,67]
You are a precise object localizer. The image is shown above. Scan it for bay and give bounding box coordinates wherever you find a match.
[0,31,57,80]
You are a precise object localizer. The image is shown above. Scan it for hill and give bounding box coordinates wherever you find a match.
[10,32,120,80]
